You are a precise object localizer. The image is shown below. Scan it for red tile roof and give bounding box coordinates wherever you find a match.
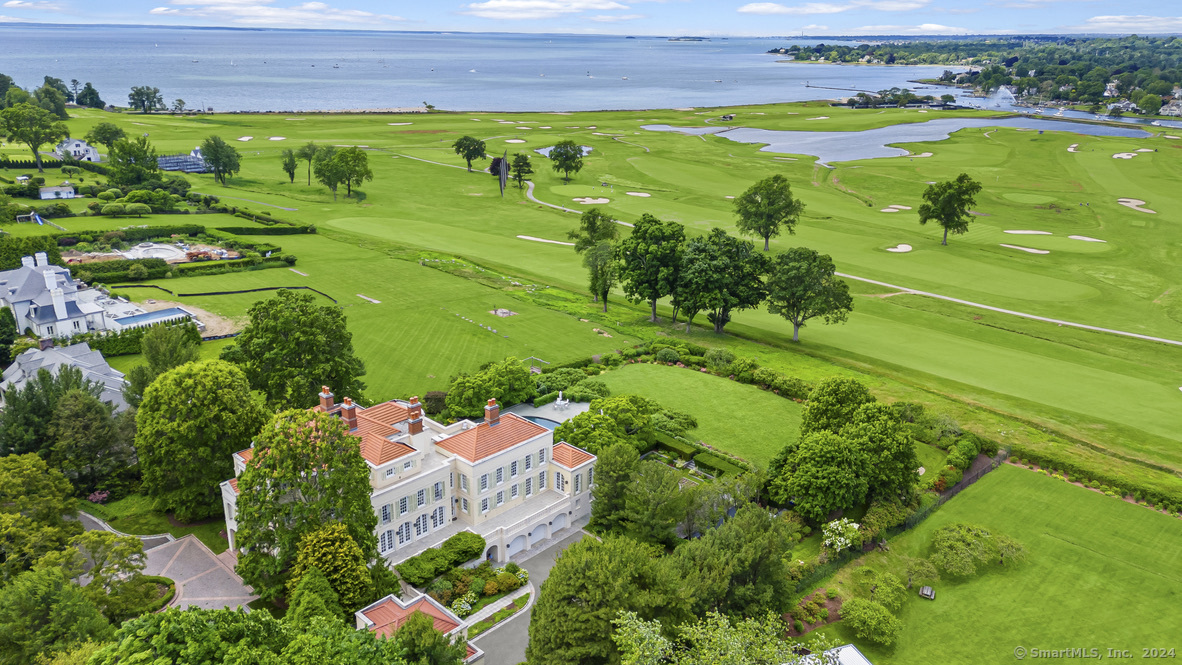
[235,448,254,462]
[466,644,478,660]
[227,478,239,494]
[363,596,460,639]
[358,402,411,427]
[552,442,595,468]
[435,413,549,462]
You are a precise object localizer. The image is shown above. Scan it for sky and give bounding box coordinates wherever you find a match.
[0,0,1179,36]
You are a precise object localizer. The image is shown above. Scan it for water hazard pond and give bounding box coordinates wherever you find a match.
[642,117,1152,165]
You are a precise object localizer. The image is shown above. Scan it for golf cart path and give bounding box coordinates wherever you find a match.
[839,273,1182,348]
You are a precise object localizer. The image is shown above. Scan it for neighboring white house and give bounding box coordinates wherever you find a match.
[0,341,129,411]
[0,253,107,338]
[221,388,596,564]
[39,184,76,200]
[54,139,100,162]
[355,593,483,664]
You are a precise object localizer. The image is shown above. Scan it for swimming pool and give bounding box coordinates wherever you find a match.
[523,416,561,430]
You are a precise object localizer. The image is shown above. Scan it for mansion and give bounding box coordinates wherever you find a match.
[221,387,596,565]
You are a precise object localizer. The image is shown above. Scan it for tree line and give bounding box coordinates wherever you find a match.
[280,142,374,199]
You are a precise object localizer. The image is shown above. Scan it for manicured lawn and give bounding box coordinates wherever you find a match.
[469,593,530,638]
[595,363,803,467]
[80,493,228,554]
[915,444,947,478]
[813,465,1182,663]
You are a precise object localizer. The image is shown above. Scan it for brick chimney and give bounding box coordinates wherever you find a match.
[38,337,53,351]
[318,386,334,411]
[408,396,423,435]
[341,397,358,430]
[484,398,500,426]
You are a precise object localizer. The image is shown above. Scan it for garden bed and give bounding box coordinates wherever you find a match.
[468,593,530,638]
[785,587,844,637]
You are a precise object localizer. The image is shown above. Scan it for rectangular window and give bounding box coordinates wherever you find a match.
[494,490,503,506]
[432,506,445,528]
[556,472,565,492]
[496,467,504,485]
[416,489,426,508]
[511,460,518,478]
[399,497,408,515]
[511,484,519,499]
[539,471,546,490]
[397,522,411,545]
[404,460,413,470]
[46,325,53,336]
[461,475,469,492]
[381,504,391,523]
[73,321,81,330]
[525,455,532,471]
[539,448,546,465]
[414,515,426,537]
[525,478,533,496]
[380,529,394,553]
[588,466,594,486]
[480,498,489,513]
[433,482,443,501]
[462,498,469,513]
[575,474,581,495]
[479,474,488,492]
[449,473,454,488]
[385,468,395,478]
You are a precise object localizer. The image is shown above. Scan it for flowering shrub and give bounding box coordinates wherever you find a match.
[451,590,479,618]
[822,518,862,553]
[87,490,110,504]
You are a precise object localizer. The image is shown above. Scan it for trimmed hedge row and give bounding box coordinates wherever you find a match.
[59,321,201,357]
[394,532,487,587]
[215,226,314,236]
[693,451,746,478]
[139,575,177,613]
[1011,444,1182,507]
[0,236,64,270]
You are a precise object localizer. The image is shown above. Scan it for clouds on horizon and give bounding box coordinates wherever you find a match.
[147,0,404,27]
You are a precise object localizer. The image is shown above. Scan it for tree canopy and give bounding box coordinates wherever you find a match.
[221,289,367,409]
[444,356,536,418]
[135,360,268,522]
[107,135,161,187]
[282,147,298,183]
[0,102,69,172]
[799,376,876,436]
[917,173,983,245]
[511,152,533,188]
[765,247,853,342]
[0,454,81,583]
[589,442,640,534]
[0,567,112,665]
[772,430,870,522]
[333,146,374,197]
[394,611,468,665]
[452,135,487,172]
[616,214,685,322]
[548,140,584,181]
[0,365,104,459]
[843,403,919,502]
[48,389,132,496]
[676,228,767,333]
[127,86,163,113]
[76,82,103,109]
[288,523,373,611]
[123,322,202,407]
[296,141,320,185]
[236,410,378,602]
[84,122,125,151]
[733,174,806,251]
[200,135,242,186]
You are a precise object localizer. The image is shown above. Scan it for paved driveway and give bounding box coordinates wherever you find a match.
[471,530,587,665]
[143,535,256,610]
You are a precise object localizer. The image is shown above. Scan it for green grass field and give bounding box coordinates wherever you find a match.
[595,363,803,467]
[80,493,227,554]
[5,102,1182,498]
[813,464,1182,663]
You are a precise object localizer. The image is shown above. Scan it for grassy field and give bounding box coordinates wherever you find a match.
[5,102,1182,496]
[595,363,803,467]
[811,464,1182,663]
[80,493,227,554]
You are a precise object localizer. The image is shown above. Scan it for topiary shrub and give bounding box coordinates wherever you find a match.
[654,348,680,364]
[704,348,735,373]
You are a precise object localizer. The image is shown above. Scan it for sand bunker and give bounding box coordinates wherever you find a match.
[1136,148,1154,152]
[572,197,610,204]
[887,204,912,210]
[1067,144,1080,152]
[505,139,526,143]
[1117,198,1156,213]
[1000,244,1050,255]
[515,126,532,130]
[517,235,574,246]
[1112,153,1137,159]
[591,132,614,136]
[1167,135,1181,140]
[807,116,830,120]
[268,136,286,141]
[626,192,651,197]
[886,244,913,253]
[1005,230,1052,235]
[237,136,253,142]
[880,208,900,213]
[725,195,735,199]
[539,126,552,129]
[1069,235,1106,243]
[911,152,933,158]
[587,126,597,129]
[388,122,413,126]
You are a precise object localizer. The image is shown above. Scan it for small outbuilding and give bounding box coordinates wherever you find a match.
[39,185,75,200]
[919,585,936,600]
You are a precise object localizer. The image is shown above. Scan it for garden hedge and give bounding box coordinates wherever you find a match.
[395,532,486,587]
[138,575,176,613]
[693,451,746,478]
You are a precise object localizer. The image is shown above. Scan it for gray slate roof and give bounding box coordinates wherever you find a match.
[0,342,129,412]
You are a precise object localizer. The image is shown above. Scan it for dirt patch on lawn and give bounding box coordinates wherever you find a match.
[785,589,844,637]
[135,299,244,337]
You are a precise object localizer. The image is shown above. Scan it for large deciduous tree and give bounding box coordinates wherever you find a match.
[48,389,132,496]
[76,82,104,109]
[764,247,853,342]
[0,567,112,665]
[123,322,201,407]
[87,608,293,665]
[552,411,630,456]
[548,139,584,181]
[583,240,617,312]
[444,356,536,418]
[0,365,104,458]
[281,147,298,183]
[288,523,373,611]
[200,135,241,186]
[127,86,164,113]
[772,430,870,522]
[799,376,875,436]
[616,214,685,322]
[0,103,69,172]
[135,360,268,522]
[839,598,902,646]
[235,410,378,603]
[843,403,919,502]
[33,84,68,120]
[0,454,81,583]
[295,141,320,185]
[510,152,533,188]
[613,610,814,665]
[394,611,468,665]
[675,228,767,334]
[334,146,374,197]
[567,207,619,253]
[83,121,125,152]
[107,135,161,187]
[525,536,687,665]
[589,442,640,533]
[917,173,983,245]
[734,174,806,251]
[220,289,366,409]
[314,147,346,199]
[452,135,486,172]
